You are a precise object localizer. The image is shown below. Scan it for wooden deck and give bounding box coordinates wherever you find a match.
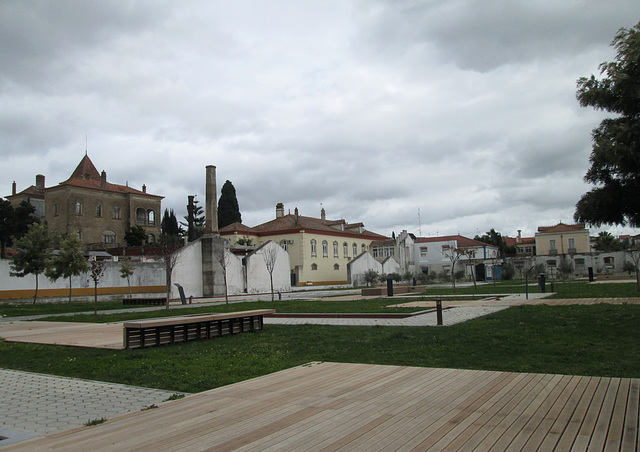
[0,321,124,349]
[5,362,638,451]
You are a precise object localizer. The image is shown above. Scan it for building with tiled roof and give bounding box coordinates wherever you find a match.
[220,204,387,285]
[8,154,163,248]
[535,222,590,256]
[413,234,500,280]
[504,230,536,256]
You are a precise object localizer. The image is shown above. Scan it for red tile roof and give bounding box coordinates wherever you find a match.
[221,213,386,240]
[537,223,586,233]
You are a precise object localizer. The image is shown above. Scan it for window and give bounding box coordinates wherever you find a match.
[575,258,585,266]
[334,264,340,270]
[353,243,357,257]
[322,240,328,257]
[603,256,615,266]
[76,229,82,239]
[147,210,155,225]
[546,260,557,267]
[420,247,428,258]
[113,206,121,219]
[96,203,102,217]
[53,203,58,216]
[549,239,556,250]
[102,231,116,243]
[280,240,288,251]
[361,244,366,253]
[147,234,155,244]
[311,239,317,256]
[136,208,146,224]
[568,238,575,252]
[343,242,348,257]
[311,263,318,270]
[75,201,82,216]
[333,241,338,257]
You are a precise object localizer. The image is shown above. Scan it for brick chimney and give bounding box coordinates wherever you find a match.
[101,171,107,189]
[142,184,146,193]
[321,207,326,220]
[12,181,16,195]
[294,207,299,226]
[35,174,45,191]
[276,203,284,219]
[205,165,218,234]
[517,230,522,243]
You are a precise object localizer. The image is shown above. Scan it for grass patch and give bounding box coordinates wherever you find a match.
[84,418,107,426]
[1,304,638,393]
[0,299,149,317]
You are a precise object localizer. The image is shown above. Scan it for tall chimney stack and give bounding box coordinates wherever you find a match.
[321,207,326,220]
[35,174,45,191]
[101,171,107,189]
[12,181,16,195]
[276,203,284,218]
[205,165,218,234]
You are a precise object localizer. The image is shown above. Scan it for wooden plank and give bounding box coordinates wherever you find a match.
[621,379,639,451]
[571,377,613,451]
[604,378,630,452]
[587,378,620,451]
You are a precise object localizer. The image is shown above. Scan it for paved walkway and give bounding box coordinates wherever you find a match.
[0,369,183,446]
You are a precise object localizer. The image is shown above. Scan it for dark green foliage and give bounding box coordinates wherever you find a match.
[364,269,379,286]
[592,231,624,251]
[474,228,514,256]
[161,208,183,237]
[181,196,204,241]
[9,223,51,303]
[501,262,515,280]
[558,260,575,279]
[575,22,640,227]
[236,236,253,246]
[454,270,465,281]
[124,225,147,247]
[0,199,37,258]
[217,180,242,229]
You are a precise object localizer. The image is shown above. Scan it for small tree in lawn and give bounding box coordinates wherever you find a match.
[364,269,379,287]
[89,259,105,315]
[159,234,183,310]
[442,241,463,293]
[262,243,279,301]
[10,223,51,304]
[46,234,88,303]
[460,248,477,290]
[626,245,640,292]
[119,258,134,298]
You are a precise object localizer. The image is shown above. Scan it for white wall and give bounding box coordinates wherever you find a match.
[170,240,203,299]
[347,252,382,286]
[382,257,400,275]
[246,241,291,294]
[225,250,246,295]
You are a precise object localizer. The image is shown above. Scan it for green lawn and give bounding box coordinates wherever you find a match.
[1,304,638,393]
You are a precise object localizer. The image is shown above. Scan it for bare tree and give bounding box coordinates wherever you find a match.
[262,243,279,301]
[460,248,477,290]
[626,245,640,292]
[213,239,231,304]
[89,260,105,315]
[119,258,134,298]
[159,235,183,310]
[442,241,463,293]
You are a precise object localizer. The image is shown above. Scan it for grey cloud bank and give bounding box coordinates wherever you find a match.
[1,0,639,240]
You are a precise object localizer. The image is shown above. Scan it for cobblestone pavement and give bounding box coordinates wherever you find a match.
[0,369,183,447]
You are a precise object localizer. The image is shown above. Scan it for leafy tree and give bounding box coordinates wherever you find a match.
[0,199,37,258]
[558,260,575,280]
[442,241,463,292]
[217,180,242,229]
[46,235,88,303]
[124,225,147,247]
[10,223,51,303]
[574,22,640,227]
[363,269,379,287]
[474,228,514,256]
[161,208,183,237]
[501,262,516,281]
[236,236,254,246]
[182,196,205,241]
[592,231,624,252]
[119,259,134,298]
[402,271,414,284]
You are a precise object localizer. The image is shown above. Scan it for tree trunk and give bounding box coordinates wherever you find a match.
[33,274,39,304]
[270,273,274,301]
[127,276,132,298]
[68,276,72,303]
[451,263,456,293]
[94,281,98,315]
[223,271,229,305]
[165,260,171,310]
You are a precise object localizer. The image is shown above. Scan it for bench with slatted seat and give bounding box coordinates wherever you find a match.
[123,309,275,349]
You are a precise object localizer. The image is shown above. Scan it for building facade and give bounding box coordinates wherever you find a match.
[220,204,387,286]
[8,155,163,248]
[534,223,590,256]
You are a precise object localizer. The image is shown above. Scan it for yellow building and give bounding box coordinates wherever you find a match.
[220,204,387,285]
[8,154,163,248]
[534,223,590,256]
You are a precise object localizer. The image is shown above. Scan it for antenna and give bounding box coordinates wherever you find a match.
[85,135,88,156]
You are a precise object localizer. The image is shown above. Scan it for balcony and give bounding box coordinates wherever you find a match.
[568,248,576,255]
[549,249,557,256]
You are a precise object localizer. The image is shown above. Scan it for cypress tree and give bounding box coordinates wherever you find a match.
[217,180,242,229]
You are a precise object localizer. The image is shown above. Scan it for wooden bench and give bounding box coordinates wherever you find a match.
[123,309,276,349]
[122,298,167,306]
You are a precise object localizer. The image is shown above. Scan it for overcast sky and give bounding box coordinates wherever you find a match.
[1,1,639,240]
